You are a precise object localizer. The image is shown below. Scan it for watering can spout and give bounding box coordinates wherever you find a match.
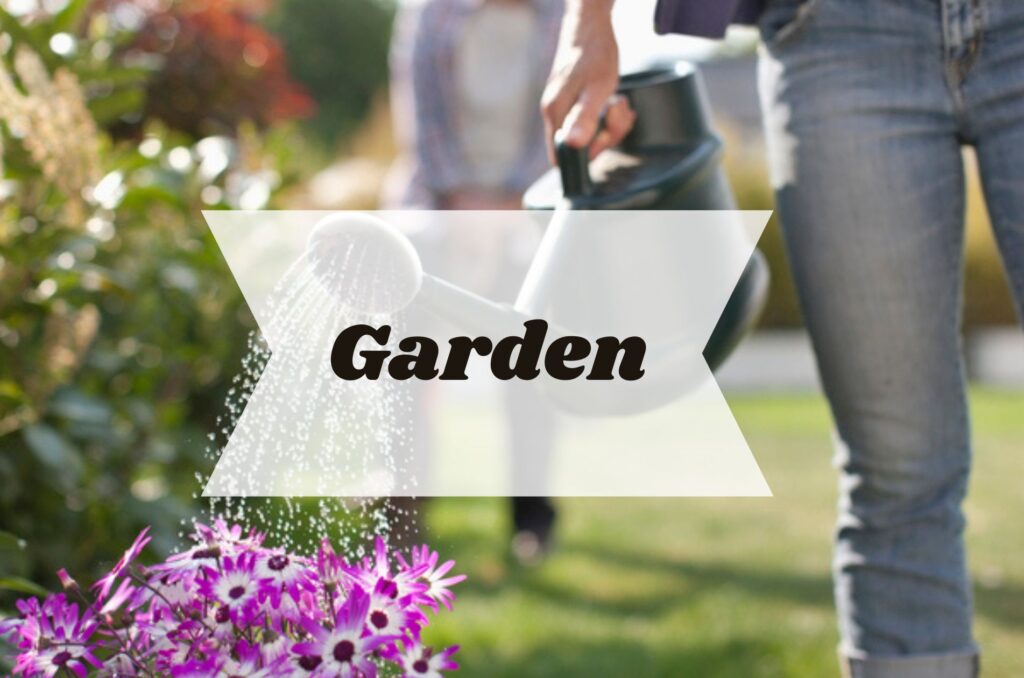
[418,274,532,338]
[306,212,528,337]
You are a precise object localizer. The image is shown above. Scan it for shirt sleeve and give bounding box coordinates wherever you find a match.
[505,0,563,196]
[654,0,743,38]
[390,0,468,200]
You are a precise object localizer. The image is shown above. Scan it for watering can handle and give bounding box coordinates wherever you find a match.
[553,89,630,199]
[553,128,594,198]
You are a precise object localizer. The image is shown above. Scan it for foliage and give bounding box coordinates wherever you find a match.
[0,520,463,676]
[119,0,315,138]
[265,0,394,149]
[0,0,301,598]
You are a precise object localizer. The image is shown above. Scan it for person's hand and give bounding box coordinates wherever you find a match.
[540,0,635,163]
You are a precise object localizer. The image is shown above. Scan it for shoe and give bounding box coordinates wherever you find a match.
[510,528,551,567]
[509,497,556,566]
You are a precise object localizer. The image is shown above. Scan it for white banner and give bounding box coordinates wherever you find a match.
[202,210,772,497]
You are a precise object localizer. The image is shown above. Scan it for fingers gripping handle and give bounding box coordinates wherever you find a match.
[554,89,633,199]
[554,128,594,198]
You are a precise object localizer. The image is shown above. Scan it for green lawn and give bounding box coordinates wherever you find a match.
[417,389,1024,677]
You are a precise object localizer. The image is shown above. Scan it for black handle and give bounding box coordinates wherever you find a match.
[554,128,593,199]
[553,85,639,199]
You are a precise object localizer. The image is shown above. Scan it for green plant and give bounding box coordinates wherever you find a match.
[0,2,299,599]
[265,0,394,149]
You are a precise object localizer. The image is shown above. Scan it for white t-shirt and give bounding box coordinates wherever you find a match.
[455,1,538,190]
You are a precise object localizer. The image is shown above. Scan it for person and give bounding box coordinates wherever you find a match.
[540,1,1024,677]
[386,0,565,564]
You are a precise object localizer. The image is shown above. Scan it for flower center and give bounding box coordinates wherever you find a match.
[370,610,388,629]
[228,585,246,600]
[298,655,322,671]
[333,640,355,663]
[268,555,289,571]
[413,659,430,673]
[215,606,231,623]
[52,651,73,667]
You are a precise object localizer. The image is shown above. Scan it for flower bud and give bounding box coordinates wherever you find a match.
[57,568,80,595]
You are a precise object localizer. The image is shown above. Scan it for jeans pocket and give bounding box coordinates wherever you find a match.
[759,0,826,50]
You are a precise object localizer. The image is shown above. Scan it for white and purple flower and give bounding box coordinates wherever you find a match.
[0,522,464,677]
[292,587,392,677]
[387,638,461,678]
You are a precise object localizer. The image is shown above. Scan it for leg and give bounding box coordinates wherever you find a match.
[758,1,977,674]
[963,0,1024,320]
[506,380,557,565]
[493,227,559,563]
[510,496,556,536]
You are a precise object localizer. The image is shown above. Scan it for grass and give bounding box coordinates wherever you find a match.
[415,389,1024,677]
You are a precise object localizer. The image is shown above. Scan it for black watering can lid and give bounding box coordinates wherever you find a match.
[524,62,721,210]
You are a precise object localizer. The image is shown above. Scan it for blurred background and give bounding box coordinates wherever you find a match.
[0,0,1021,675]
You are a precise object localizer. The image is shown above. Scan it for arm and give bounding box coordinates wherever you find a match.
[391,0,469,200]
[540,0,635,162]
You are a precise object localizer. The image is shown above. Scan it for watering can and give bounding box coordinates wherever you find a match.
[308,62,768,416]
[521,62,770,376]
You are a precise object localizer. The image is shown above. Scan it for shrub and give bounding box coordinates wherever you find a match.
[0,1,300,597]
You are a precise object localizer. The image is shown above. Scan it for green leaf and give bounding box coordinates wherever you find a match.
[0,380,24,402]
[0,576,49,597]
[51,0,89,34]
[21,423,84,485]
[87,88,144,125]
[119,184,185,211]
[49,388,112,425]
[0,531,29,577]
[92,66,150,88]
[0,7,38,47]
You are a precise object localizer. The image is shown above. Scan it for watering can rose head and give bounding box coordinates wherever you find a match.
[307,212,424,316]
[0,519,465,677]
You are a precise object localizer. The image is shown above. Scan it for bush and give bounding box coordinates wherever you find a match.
[121,0,315,138]
[264,0,394,149]
[0,1,302,598]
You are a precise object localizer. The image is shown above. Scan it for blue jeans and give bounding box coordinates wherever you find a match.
[757,0,1024,675]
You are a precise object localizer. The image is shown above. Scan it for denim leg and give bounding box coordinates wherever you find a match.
[758,0,978,670]
[963,0,1024,319]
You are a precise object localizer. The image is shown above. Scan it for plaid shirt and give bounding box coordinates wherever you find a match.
[390,0,563,207]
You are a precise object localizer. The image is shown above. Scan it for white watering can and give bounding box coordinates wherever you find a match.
[308,63,769,416]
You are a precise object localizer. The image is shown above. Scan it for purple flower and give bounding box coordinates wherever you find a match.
[256,549,317,610]
[0,520,465,677]
[345,537,430,607]
[168,655,222,677]
[221,639,292,677]
[8,595,101,677]
[292,588,393,677]
[197,552,263,624]
[92,527,150,602]
[98,578,140,616]
[193,518,265,551]
[315,538,347,590]
[398,545,468,612]
[364,578,427,638]
[148,545,221,583]
[388,638,460,677]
